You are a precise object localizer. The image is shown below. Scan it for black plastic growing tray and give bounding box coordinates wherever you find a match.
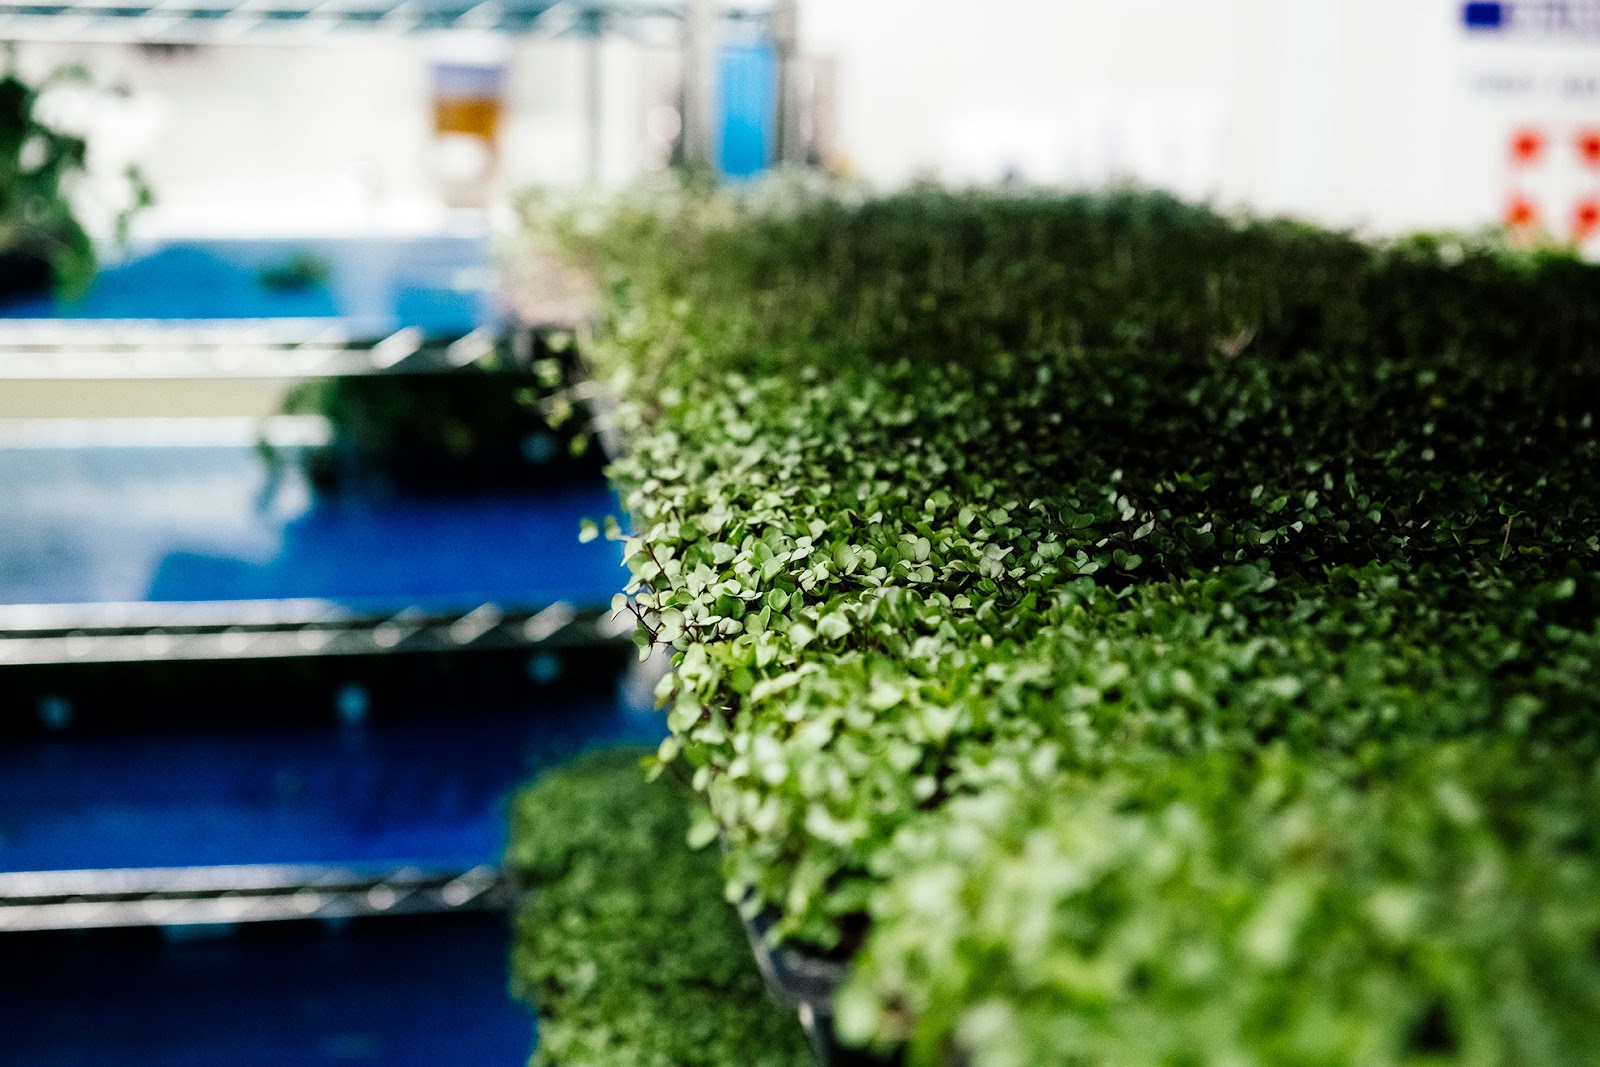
[741,907,899,1067]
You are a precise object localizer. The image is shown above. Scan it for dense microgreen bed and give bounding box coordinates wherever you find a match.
[505,749,811,1067]
[532,182,1600,1065]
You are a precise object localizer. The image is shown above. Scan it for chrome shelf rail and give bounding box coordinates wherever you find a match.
[0,599,630,668]
[0,323,499,379]
[0,0,768,41]
[0,862,506,932]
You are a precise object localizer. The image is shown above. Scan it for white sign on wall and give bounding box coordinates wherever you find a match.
[801,0,1600,251]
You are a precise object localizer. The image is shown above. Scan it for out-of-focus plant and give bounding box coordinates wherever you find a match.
[273,332,604,493]
[257,249,332,292]
[0,51,152,300]
[506,748,812,1067]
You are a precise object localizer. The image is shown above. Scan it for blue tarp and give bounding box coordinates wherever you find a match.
[0,913,536,1067]
[0,445,624,610]
[0,440,658,873]
[0,695,663,874]
[0,237,490,338]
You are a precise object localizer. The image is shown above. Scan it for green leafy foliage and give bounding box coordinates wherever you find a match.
[257,249,332,292]
[529,180,1600,1065]
[275,334,603,492]
[505,749,812,1067]
[0,54,151,299]
[839,745,1600,1067]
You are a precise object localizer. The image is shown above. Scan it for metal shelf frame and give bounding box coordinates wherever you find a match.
[0,862,506,932]
[0,0,769,42]
[0,598,631,668]
[0,322,506,379]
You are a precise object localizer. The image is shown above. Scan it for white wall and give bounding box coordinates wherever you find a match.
[15,3,1600,247]
[800,0,1600,244]
[501,37,681,187]
[20,40,438,236]
[15,35,679,239]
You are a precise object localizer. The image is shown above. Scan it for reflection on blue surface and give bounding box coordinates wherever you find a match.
[0,236,489,337]
[0,914,534,1067]
[0,236,615,1064]
[0,693,664,873]
[0,445,624,609]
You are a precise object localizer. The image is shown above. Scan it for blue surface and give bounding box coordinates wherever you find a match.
[719,43,777,179]
[0,445,625,610]
[0,237,490,337]
[0,914,535,1067]
[0,230,626,1066]
[1463,2,1504,28]
[0,693,664,874]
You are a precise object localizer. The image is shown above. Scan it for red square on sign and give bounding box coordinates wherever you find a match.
[1578,130,1600,169]
[1575,199,1600,242]
[1505,195,1540,229]
[1511,128,1545,166]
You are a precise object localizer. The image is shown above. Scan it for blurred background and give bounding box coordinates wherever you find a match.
[1,0,1597,242]
[0,2,1595,1064]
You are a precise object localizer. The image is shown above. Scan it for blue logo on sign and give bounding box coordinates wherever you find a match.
[1463,0,1600,36]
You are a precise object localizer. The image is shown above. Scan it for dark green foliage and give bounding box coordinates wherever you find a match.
[257,249,332,292]
[278,334,603,492]
[534,181,1600,1066]
[0,56,150,300]
[505,749,812,1067]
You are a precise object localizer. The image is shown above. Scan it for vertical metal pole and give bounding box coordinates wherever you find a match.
[771,0,802,166]
[681,0,717,171]
[584,9,604,183]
